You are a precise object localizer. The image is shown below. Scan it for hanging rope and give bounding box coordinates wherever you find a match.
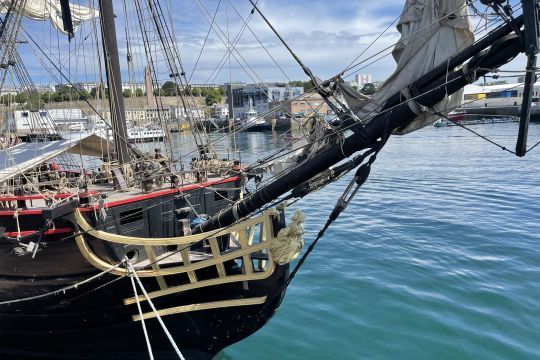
[285,128,389,287]
[127,262,185,360]
[429,107,517,155]
[128,262,155,360]
[0,260,127,306]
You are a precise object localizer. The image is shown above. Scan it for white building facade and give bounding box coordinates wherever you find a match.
[355,74,372,89]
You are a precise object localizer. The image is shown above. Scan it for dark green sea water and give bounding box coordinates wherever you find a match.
[211,123,540,359]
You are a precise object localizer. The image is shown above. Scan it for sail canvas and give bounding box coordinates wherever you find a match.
[0,0,98,34]
[354,0,474,134]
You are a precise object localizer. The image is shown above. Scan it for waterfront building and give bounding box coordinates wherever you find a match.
[102,106,205,125]
[355,74,372,88]
[211,104,229,118]
[232,83,303,119]
[103,107,170,124]
[71,82,101,93]
[172,106,205,120]
[34,85,55,94]
[0,88,17,97]
[70,81,144,94]
[121,82,145,93]
[188,84,223,90]
[269,93,329,118]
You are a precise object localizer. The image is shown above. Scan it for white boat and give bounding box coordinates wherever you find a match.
[126,126,166,143]
[93,120,165,142]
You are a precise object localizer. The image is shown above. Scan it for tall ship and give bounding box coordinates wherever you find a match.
[0,0,538,359]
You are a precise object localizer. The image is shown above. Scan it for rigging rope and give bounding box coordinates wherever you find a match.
[0,260,127,306]
[128,262,155,360]
[430,106,540,155]
[127,262,186,360]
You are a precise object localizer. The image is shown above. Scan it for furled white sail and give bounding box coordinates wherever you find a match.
[0,0,99,34]
[352,0,474,134]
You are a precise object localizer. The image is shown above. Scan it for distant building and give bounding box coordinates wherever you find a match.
[224,82,245,119]
[355,74,372,88]
[70,81,144,94]
[34,85,55,94]
[269,93,329,118]
[211,104,229,118]
[101,106,205,125]
[125,109,147,123]
[372,81,384,89]
[71,82,101,93]
[145,108,176,123]
[121,82,145,93]
[173,106,205,120]
[103,107,169,124]
[188,84,223,90]
[232,83,303,119]
[0,88,17,97]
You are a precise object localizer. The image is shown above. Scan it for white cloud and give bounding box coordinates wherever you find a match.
[17,0,528,88]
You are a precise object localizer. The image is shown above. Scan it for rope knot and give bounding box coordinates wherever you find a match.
[270,211,305,265]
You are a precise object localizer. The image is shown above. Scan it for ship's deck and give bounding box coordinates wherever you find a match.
[0,173,237,212]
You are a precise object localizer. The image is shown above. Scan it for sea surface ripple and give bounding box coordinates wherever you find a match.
[215,123,540,360]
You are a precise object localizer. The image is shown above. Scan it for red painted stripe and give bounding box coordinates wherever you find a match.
[0,177,238,216]
[4,227,74,238]
[98,177,237,209]
[0,209,43,216]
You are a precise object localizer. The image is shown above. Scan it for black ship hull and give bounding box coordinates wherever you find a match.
[0,179,289,359]
[0,267,288,359]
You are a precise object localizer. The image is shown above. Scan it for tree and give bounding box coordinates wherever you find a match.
[302,81,313,92]
[161,81,178,96]
[200,88,208,97]
[78,90,90,101]
[90,85,108,99]
[27,92,43,110]
[217,87,224,96]
[288,80,313,92]
[15,93,28,104]
[135,88,144,97]
[288,81,303,87]
[123,89,132,98]
[1,94,14,105]
[205,88,222,106]
[360,83,376,96]
[40,93,52,104]
[191,87,200,97]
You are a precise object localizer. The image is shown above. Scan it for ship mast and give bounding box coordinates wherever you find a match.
[98,0,130,165]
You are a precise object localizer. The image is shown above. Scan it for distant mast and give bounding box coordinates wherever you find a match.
[98,0,130,165]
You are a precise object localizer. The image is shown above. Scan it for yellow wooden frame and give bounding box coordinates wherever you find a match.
[74,209,280,319]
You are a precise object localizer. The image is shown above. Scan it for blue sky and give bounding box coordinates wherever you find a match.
[14,0,524,88]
